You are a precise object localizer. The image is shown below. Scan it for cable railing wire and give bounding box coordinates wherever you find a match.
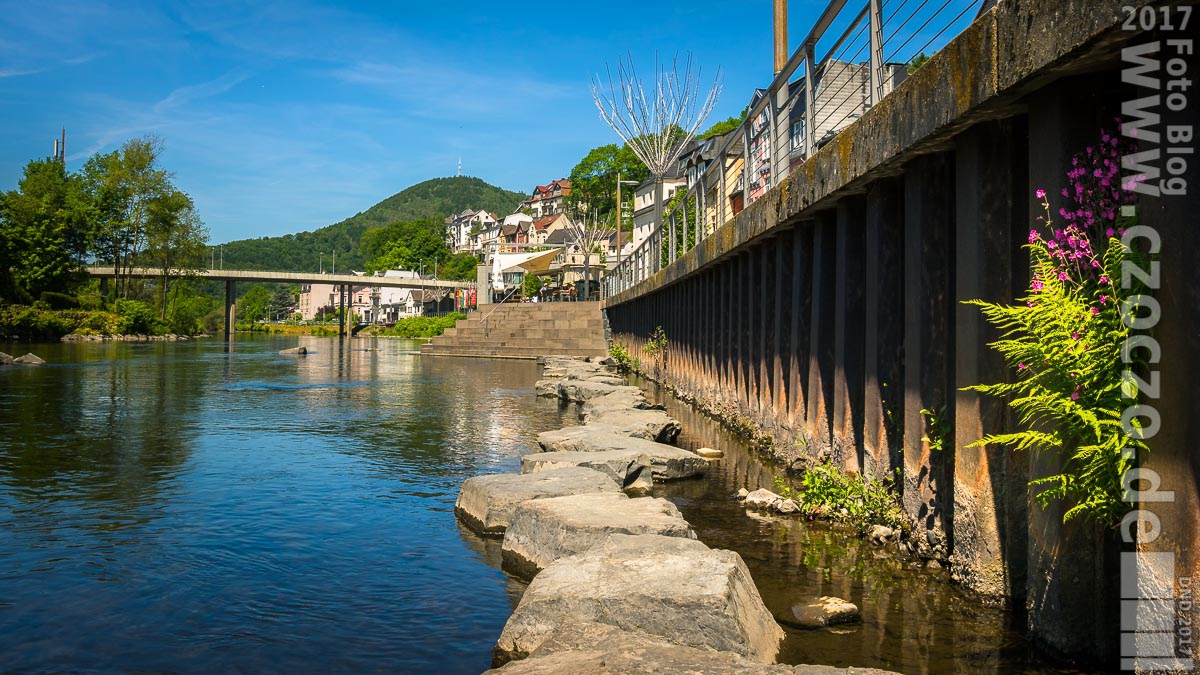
[604,0,986,299]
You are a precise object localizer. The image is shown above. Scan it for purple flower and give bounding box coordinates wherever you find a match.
[1071,392,1080,400]
[1035,189,1046,199]
[1090,307,1100,317]
[1058,271,1069,281]
[1099,276,1109,285]
[1018,363,1027,370]
[1106,228,1115,238]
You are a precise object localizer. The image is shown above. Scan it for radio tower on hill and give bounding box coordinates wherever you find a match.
[457,157,462,177]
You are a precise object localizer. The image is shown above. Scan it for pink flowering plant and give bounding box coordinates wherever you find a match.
[965,126,1148,526]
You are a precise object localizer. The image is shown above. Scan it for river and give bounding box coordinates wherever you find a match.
[0,335,1079,673]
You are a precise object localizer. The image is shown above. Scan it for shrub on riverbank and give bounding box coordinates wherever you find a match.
[375,313,467,338]
[779,462,909,534]
[0,300,201,341]
[236,322,339,337]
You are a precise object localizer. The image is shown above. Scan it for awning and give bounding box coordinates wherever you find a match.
[491,249,561,289]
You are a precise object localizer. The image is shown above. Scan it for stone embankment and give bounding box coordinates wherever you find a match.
[61,333,206,342]
[453,355,900,673]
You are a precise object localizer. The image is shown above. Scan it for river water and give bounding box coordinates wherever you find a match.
[0,336,1079,673]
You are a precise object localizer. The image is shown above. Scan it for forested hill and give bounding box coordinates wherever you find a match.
[216,176,526,272]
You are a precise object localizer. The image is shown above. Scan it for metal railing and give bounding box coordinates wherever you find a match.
[604,0,983,298]
[481,286,521,337]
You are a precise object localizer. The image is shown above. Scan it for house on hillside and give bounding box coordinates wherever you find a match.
[520,179,572,219]
[531,213,571,245]
[445,208,499,255]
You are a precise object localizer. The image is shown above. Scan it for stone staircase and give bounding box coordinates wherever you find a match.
[419,301,607,359]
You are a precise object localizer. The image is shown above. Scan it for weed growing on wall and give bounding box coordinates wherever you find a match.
[966,126,1148,526]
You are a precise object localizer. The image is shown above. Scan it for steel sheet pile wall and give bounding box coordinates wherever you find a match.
[604,0,1197,665]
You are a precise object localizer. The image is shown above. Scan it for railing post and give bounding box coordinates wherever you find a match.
[742,122,753,205]
[868,0,884,105]
[804,42,817,158]
[681,196,690,254]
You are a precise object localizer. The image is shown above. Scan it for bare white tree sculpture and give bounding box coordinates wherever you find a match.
[563,212,608,300]
[591,52,722,248]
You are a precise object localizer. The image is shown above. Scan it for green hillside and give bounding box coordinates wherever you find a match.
[216,176,526,272]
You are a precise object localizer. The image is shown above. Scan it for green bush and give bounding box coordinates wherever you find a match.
[377,312,467,338]
[39,291,81,310]
[609,342,640,374]
[114,299,163,335]
[789,461,909,534]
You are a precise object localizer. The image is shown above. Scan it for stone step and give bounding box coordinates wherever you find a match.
[420,346,605,359]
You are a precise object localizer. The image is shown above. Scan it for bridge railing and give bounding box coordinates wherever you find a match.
[605,0,984,298]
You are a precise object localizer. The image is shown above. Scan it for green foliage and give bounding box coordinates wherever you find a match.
[566,144,649,218]
[920,405,950,453]
[967,130,1143,526]
[362,218,450,275]
[698,110,747,139]
[217,177,524,272]
[523,273,543,298]
[376,312,467,338]
[237,284,273,323]
[113,299,162,335]
[642,326,668,374]
[39,291,81,310]
[661,191,699,267]
[907,53,931,73]
[0,305,83,341]
[792,461,908,533]
[0,157,92,301]
[442,253,480,281]
[165,282,216,335]
[608,342,640,374]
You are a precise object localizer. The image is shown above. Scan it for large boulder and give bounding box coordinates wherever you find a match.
[501,493,695,578]
[521,450,654,490]
[13,353,45,365]
[0,352,12,365]
[485,622,796,674]
[455,468,622,536]
[523,445,706,483]
[580,390,657,415]
[492,534,784,666]
[535,427,681,456]
[586,407,681,443]
[534,380,561,398]
[556,379,642,403]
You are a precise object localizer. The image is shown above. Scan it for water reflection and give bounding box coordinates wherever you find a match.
[0,336,572,673]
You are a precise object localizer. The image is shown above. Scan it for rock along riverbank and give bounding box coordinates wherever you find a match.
[453,355,901,673]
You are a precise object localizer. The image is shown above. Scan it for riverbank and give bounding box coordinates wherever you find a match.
[456,355,1085,673]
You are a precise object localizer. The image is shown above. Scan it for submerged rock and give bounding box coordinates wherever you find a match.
[13,353,46,365]
[696,446,724,459]
[492,534,784,666]
[454,468,622,536]
[501,493,695,578]
[279,346,307,355]
[868,524,898,545]
[783,596,861,629]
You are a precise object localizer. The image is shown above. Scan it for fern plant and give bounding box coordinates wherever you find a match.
[966,126,1147,527]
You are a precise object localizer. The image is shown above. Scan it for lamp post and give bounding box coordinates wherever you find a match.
[616,175,639,267]
[332,250,336,275]
[319,252,325,274]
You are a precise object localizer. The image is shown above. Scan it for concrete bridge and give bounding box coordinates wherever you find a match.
[602,0,1196,667]
[85,266,473,339]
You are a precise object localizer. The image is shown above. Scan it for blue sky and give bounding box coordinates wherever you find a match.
[1,0,832,244]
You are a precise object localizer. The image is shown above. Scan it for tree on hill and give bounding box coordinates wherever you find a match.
[216,176,525,272]
[566,143,648,220]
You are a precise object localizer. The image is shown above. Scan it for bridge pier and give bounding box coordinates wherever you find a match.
[224,280,235,343]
